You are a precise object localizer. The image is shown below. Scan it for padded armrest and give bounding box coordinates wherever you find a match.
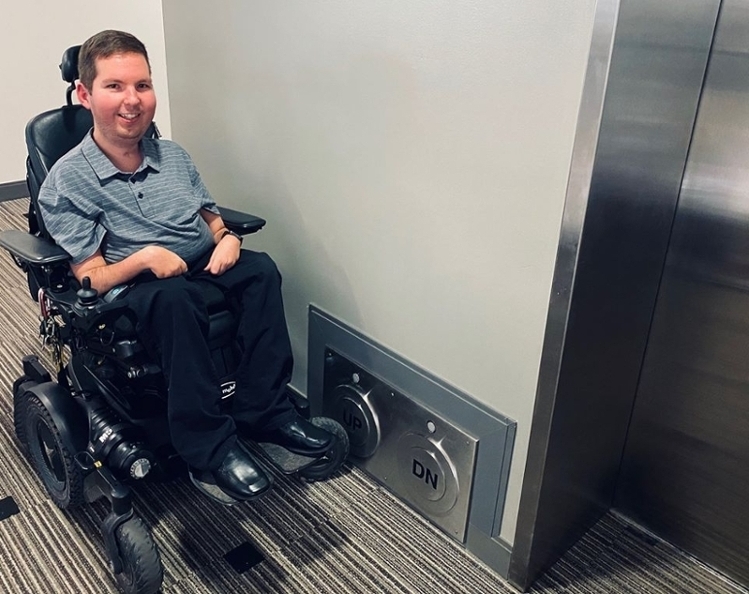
[0,229,70,265]
[217,206,266,235]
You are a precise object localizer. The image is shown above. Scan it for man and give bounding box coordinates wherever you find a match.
[38,30,332,503]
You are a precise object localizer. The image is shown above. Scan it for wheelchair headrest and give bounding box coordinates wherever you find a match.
[60,46,81,83]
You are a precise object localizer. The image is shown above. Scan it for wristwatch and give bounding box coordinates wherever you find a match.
[220,228,243,245]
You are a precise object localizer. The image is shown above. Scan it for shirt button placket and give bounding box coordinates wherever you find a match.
[130,176,147,216]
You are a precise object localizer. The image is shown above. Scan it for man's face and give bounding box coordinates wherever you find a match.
[77,52,156,151]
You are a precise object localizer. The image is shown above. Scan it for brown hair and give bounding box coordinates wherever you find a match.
[78,30,151,89]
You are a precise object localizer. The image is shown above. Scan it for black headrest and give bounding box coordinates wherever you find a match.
[60,46,81,83]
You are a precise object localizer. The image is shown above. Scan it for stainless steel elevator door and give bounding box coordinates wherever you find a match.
[615,0,749,586]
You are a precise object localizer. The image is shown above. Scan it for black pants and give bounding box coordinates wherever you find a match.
[123,249,297,470]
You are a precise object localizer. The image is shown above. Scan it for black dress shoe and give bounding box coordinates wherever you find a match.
[257,416,333,456]
[212,442,272,501]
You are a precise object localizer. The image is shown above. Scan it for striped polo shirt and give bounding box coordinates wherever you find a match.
[38,131,219,266]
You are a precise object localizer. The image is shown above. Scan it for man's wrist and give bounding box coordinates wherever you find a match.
[217,228,243,245]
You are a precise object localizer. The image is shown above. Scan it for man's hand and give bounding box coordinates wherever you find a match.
[71,245,188,294]
[204,234,241,275]
[144,245,188,278]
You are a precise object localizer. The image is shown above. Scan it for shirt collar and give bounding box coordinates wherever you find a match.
[141,137,161,173]
[81,130,161,180]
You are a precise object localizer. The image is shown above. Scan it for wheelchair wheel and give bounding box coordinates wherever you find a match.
[298,417,350,482]
[112,517,163,594]
[12,375,33,452]
[23,393,84,509]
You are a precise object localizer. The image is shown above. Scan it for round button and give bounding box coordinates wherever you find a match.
[397,432,459,516]
[405,447,446,502]
[339,395,371,448]
[331,383,381,458]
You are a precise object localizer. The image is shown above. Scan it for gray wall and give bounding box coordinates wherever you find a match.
[0,1,172,184]
[161,0,597,544]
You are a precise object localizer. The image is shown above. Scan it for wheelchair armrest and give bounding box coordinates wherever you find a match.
[217,206,266,235]
[0,229,70,266]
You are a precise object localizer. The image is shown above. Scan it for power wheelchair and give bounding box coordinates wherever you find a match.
[0,46,349,594]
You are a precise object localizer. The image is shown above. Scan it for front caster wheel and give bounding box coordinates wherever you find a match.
[23,392,84,509]
[298,417,350,482]
[112,517,163,594]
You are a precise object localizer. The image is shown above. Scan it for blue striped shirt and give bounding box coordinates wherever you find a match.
[38,131,219,265]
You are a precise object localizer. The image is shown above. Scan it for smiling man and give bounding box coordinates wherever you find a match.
[37,30,334,504]
[77,48,156,172]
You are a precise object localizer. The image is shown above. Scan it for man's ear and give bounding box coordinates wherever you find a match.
[76,82,92,109]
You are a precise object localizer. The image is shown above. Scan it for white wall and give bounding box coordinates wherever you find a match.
[0,1,171,184]
[162,0,596,546]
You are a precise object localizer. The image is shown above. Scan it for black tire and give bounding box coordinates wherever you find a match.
[12,375,33,397]
[12,376,33,452]
[298,417,350,482]
[112,517,163,594]
[23,393,84,509]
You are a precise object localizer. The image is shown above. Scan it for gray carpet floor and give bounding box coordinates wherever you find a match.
[0,197,746,594]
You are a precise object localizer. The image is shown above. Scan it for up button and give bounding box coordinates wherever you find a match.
[330,382,381,459]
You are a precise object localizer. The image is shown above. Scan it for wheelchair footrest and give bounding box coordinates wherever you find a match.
[250,440,319,475]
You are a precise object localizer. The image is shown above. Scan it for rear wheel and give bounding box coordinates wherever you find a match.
[112,517,163,594]
[23,392,84,509]
[12,375,33,452]
[298,417,350,481]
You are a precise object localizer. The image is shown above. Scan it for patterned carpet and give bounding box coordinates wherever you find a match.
[0,197,746,594]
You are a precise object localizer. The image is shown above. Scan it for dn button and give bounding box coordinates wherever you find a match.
[407,448,446,502]
[397,432,459,517]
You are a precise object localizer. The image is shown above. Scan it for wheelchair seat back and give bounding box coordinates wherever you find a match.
[26,105,93,237]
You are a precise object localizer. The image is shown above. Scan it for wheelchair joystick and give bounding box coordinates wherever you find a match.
[76,276,99,307]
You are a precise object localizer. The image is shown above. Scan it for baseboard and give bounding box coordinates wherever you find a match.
[0,181,27,202]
